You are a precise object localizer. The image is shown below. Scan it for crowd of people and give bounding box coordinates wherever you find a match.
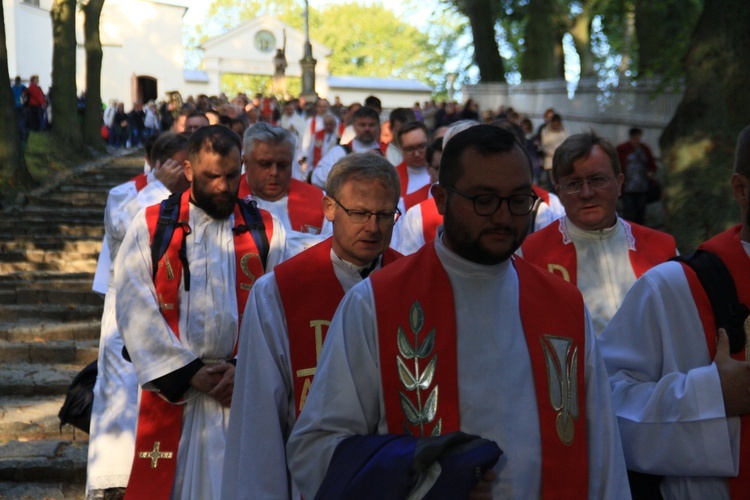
[80,85,750,500]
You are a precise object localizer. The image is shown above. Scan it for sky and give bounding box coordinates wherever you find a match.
[181,0,418,28]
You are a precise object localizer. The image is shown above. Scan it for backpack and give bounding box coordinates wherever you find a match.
[150,191,269,290]
[58,360,97,433]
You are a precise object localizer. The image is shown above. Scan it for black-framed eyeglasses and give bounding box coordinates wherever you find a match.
[402,143,427,155]
[444,186,538,216]
[557,175,614,195]
[331,198,401,225]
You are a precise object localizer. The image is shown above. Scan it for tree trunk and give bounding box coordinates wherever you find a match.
[460,0,506,82]
[83,0,106,152]
[570,1,595,78]
[50,0,83,150]
[0,3,35,204]
[660,0,750,251]
[520,0,559,80]
[634,0,701,78]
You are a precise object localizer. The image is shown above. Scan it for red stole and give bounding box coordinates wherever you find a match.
[395,161,431,211]
[371,243,588,498]
[276,238,403,416]
[532,184,551,205]
[239,177,325,234]
[521,217,676,284]
[338,121,346,137]
[684,225,750,497]
[131,172,148,192]
[311,129,330,167]
[125,190,273,500]
[417,197,442,244]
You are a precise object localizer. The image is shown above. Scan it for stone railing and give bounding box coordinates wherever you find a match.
[463,77,684,156]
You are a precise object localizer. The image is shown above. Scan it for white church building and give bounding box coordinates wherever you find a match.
[4,0,432,107]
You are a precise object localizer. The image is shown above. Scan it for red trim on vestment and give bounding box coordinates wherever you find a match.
[239,177,325,234]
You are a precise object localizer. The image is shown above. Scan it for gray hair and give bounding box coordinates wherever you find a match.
[325,153,401,204]
[552,132,620,184]
[243,122,296,156]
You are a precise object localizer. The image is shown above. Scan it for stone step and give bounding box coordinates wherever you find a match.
[0,286,102,306]
[27,191,109,209]
[0,249,99,264]
[0,259,98,274]
[2,205,105,221]
[0,271,94,284]
[0,362,90,397]
[0,339,98,365]
[0,222,104,238]
[0,440,87,484]
[0,395,85,443]
[0,480,85,499]
[0,234,101,253]
[0,320,101,342]
[0,304,103,323]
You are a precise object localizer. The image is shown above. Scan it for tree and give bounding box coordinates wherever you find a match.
[0,2,35,204]
[50,0,83,149]
[659,0,750,250]
[569,0,596,77]
[520,0,562,80]
[452,0,506,82]
[82,0,106,152]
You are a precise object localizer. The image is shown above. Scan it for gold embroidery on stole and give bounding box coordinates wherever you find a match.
[396,301,441,437]
[547,264,571,282]
[296,319,331,412]
[540,334,579,445]
[239,253,260,290]
[138,441,174,468]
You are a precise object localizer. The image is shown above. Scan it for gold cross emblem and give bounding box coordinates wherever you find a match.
[138,441,174,468]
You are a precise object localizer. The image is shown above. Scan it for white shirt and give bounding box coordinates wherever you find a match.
[599,241,750,498]
[287,234,629,499]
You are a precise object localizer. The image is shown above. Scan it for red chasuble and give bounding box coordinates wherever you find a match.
[238,177,325,234]
[275,237,402,416]
[395,161,431,211]
[311,129,330,167]
[125,190,273,500]
[532,184,551,205]
[682,225,750,498]
[521,217,677,284]
[370,242,589,498]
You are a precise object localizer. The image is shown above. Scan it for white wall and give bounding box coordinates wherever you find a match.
[328,88,432,109]
[463,78,684,157]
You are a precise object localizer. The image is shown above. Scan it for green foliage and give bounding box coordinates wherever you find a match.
[186,0,450,94]
[221,74,301,99]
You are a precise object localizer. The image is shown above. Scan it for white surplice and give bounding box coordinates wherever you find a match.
[221,249,379,500]
[599,242,750,498]
[115,201,286,499]
[287,234,630,499]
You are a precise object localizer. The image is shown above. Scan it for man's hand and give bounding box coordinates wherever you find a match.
[468,469,496,500]
[206,363,235,407]
[153,158,188,193]
[715,328,750,416]
[189,365,223,394]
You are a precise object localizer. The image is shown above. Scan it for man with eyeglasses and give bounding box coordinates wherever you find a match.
[597,125,750,498]
[394,121,433,212]
[221,153,403,499]
[287,125,629,498]
[520,132,677,335]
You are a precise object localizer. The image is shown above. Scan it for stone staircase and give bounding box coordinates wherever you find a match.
[0,153,144,499]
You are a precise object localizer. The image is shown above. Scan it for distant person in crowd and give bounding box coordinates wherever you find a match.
[539,113,568,190]
[26,75,46,131]
[616,127,658,225]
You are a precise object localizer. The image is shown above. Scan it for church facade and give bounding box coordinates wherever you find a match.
[4,0,432,107]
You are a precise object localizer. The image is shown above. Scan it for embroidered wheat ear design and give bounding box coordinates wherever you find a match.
[396,301,441,436]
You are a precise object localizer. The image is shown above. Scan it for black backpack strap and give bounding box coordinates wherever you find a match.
[149,191,192,290]
[234,197,270,270]
[671,250,749,354]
